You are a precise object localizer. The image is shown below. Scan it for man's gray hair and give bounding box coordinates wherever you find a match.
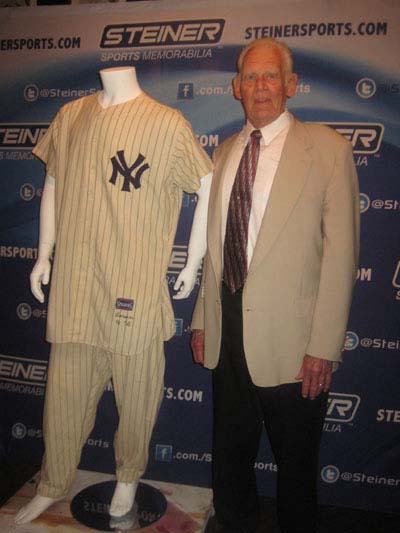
[236,38,294,83]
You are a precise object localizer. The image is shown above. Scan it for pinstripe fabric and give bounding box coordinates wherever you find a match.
[223,130,262,293]
[38,340,165,498]
[112,335,164,482]
[33,92,212,356]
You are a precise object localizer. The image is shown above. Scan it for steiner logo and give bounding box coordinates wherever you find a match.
[0,355,47,385]
[324,123,384,154]
[100,19,225,48]
[326,393,360,423]
[168,245,188,274]
[0,124,49,150]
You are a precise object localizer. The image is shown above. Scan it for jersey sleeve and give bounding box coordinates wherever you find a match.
[32,110,61,178]
[170,120,213,193]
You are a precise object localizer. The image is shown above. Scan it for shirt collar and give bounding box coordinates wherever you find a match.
[242,110,292,146]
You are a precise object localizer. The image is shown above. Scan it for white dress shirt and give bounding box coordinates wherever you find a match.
[222,110,292,267]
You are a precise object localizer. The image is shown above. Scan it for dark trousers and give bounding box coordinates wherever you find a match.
[212,284,328,533]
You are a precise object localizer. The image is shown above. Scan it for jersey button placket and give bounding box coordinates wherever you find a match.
[88,120,99,200]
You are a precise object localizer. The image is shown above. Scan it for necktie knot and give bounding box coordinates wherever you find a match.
[251,129,262,141]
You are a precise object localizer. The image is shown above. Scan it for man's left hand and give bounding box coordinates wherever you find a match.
[295,354,332,400]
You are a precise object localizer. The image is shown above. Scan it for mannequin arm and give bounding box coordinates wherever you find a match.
[30,175,56,303]
[173,172,212,300]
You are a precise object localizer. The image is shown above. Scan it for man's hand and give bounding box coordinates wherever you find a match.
[295,354,332,400]
[191,329,205,365]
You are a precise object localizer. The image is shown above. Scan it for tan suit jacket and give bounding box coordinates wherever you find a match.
[192,117,360,387]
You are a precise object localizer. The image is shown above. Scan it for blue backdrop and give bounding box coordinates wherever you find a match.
[0,0,399,513]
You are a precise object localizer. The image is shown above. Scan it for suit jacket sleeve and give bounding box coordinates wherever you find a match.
[306,140,360,361]
[191,269,205,330]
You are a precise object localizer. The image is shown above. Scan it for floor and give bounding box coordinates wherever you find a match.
[1,467,399,533]
[205,496,400,533]
[0,469,212,532]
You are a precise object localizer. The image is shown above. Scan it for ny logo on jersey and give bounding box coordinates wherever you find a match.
[109,150,150,192]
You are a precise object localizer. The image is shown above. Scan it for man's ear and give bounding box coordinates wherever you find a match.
[233,75,242,100]
[286,73,298,98]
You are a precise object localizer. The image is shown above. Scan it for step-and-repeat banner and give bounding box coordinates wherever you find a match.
[0,0,399,513]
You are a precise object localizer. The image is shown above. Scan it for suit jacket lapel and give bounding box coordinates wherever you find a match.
[248,118,313,277]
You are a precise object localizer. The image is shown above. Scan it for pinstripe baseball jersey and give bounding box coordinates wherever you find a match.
[33,92,212,355]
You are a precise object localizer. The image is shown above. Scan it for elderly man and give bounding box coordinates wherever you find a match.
[191,38,359,533]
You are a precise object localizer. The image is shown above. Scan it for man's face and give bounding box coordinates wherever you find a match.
[233,45,297,128]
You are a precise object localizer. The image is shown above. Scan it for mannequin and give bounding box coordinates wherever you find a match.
[15,67,212,525]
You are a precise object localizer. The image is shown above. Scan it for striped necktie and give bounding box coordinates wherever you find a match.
[223,129,262,293]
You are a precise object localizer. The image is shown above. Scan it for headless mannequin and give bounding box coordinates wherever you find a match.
[16,66,211,524]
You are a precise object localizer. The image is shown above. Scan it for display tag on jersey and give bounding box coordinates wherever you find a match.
[115,298,134,311]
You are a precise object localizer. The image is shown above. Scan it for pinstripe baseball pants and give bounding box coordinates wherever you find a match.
[37,338,165,498]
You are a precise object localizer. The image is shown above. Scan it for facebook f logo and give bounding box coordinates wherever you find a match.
[155,444,173,462]
[178,82,194,99]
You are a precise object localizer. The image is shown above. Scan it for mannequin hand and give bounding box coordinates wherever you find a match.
[173,265,198,300]
[30,259,51,303]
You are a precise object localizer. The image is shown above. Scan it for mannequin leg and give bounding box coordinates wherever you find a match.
[15,343,112,524]
[109,334,165,517]
[109,481,139,518]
